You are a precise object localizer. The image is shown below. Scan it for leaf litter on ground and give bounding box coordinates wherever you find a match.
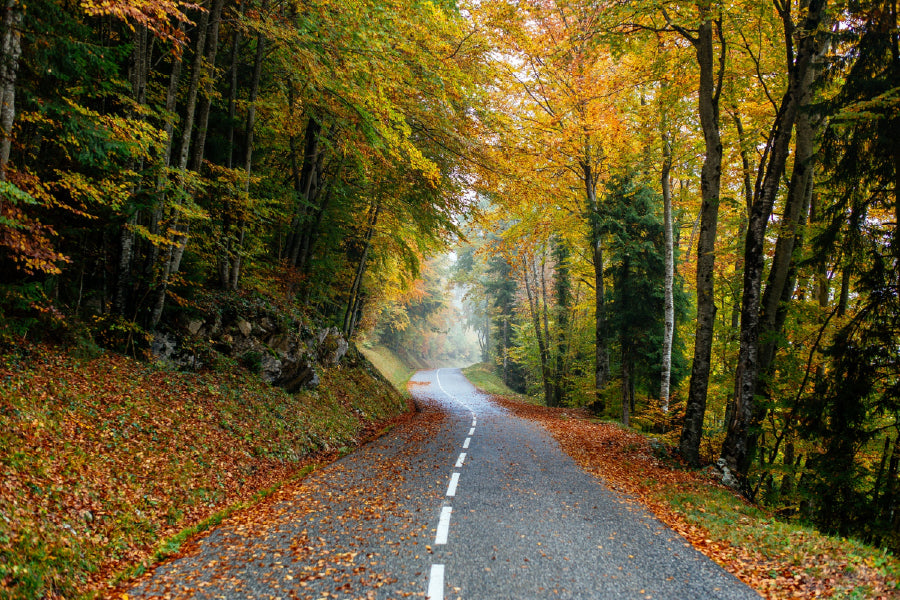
[492,395,900,600]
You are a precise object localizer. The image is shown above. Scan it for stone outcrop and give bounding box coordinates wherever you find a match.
[151,300,351,393]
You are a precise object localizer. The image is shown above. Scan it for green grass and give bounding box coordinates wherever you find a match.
[359,344,418,393]
[662,483,900,598]
[461,363,535,401]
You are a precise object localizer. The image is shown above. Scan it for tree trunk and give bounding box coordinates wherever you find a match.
[660,130,674,414]
[583,160,609,408]
[189,0,225,172]
[0,0,22,182]
[287,117,323,268]
[342,203,380,336]
[524,254,552,406]
[553,237,571,408]
[722,0,828,480]
[679,3,726,466]
[228,29,266,291]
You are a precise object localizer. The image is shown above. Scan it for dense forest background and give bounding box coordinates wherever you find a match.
[0,0,898,552]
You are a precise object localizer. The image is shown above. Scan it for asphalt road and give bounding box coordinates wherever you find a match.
[126,368,760,599]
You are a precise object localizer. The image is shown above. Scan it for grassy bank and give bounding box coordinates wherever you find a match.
[0,343,408,599]
[358,344,421,392]
[461,362,529,400]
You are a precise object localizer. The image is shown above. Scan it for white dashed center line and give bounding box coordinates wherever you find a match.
[427,564,444,600]
[446,472,460,497]
[455,452,466,468]
[468,427,475,436]
[435,506,452,544]
[463,437,471,449]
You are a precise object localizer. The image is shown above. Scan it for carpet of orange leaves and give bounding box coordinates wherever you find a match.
[494,397,899,599]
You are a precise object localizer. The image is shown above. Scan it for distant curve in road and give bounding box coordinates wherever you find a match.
[126,368,760,600]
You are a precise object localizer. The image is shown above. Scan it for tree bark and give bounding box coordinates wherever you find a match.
[189,0,225,172]
[342,203,380,336]
[722,0,828,479]
[678,3,726,466]
[660,130,674,414]
[583,160,609,408]
[553,237,571,408]
[228,28,266,291]
[524,254,552,406]
[0,0,22,182]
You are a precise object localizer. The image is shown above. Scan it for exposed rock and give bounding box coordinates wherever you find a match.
[152,300,351,393]
[276,357,318,392]
[151,332,203,371]
[266,334,292,354]
[716,458,739,489]
[237,319,252,337]
[318,327,349,365]
[259,354,282,384]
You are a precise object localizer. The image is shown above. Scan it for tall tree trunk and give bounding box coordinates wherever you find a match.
[0,0,22,182]
[113,25,150,316]
[728,109,754,333]
[583,160,609,408]
[539,250,554,405]
[228,28,266,291]
[342,203,380,336]
[660,129,674,414]
[722,0,828,480]
[189,0,225,172]
[678,3,726,466]
[621,253,632,427]
[524,254,552,406]
[287,117,323,268]
[149,5,214,329]
[553,237,571,408]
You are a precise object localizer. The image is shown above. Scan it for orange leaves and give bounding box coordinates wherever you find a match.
[80,0,201,51]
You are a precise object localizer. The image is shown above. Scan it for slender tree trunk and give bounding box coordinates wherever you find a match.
[678,4,726,466]
[288,118,322,267]
[228,29,266,291]
[342,203,380,336]
[539,250,555,405]
[660,130,674,414]
[190,0,225,172]
[113,25,149,316]
[722,0,828,480]
[583,160,609,408]
[622,352,631,428]
[553,237,571,408]
[621,253,632,426]
[149,6,214,329]
[524,255,552,406]
[0,0,22,182]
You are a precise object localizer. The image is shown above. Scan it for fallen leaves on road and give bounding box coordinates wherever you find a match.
[494,396,899,599]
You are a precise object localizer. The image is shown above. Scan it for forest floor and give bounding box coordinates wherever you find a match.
[492,395,900,599]
[0,342,413,600]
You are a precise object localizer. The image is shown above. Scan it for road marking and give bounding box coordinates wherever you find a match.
[455,452,466,468]
[446,472,460,497]
[468,427,475,436]
[463,437,471,449]
[435,506,452,544]
[427,564,444,600]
